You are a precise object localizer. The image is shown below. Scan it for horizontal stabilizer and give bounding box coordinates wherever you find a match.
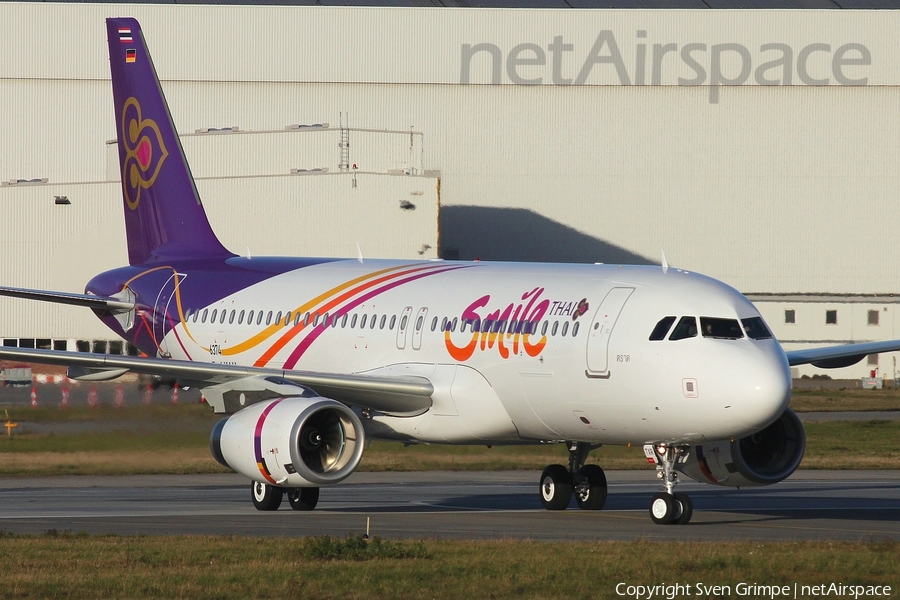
[785,339,900,368]
[0,286,135,312]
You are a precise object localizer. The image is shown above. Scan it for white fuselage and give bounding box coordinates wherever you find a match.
[162,260,792,447]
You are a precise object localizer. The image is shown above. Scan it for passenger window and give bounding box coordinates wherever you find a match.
[304,312,311,326]
[220,310,227,324]
[202,309,208,323]
[246,310,254,325]
[669,316,698,341]
[370,314,377,329]
[649,316,677,341]
[400,315,408,330]
[285,312,292,326]
[228,310,235,325]
[441,317,448,331]
[700,317,743,340]
[341,314,348,328]
[389,315,396,330]
[210,309,217,323]
[551,321,559,336]
[313,313,320,327]
[294,313,302,326]
[416,316,424,331]
[238,310,245,325]
[256,311,264,326]
[572,321,579,337]
[561,322,569,336]
[741,317,774,340]
[541,321,548,336]
[275,311,282,326]
[431,316,438,332]
[351,314,358,328]
[360,314,368,329]
[323,313,330,327]
[380,315,387,329]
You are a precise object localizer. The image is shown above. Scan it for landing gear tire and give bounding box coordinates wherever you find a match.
[251,481,283,511]
[287,487,320,511]
[673,492,693,525]
[539,464,572,510]
[575,465,608,510]
[649,492,676,524]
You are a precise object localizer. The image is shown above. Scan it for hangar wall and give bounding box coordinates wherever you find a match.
[1,3,898,376]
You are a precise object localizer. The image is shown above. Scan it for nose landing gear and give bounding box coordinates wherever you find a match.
[539,442,607,511]
[645,443,693,525]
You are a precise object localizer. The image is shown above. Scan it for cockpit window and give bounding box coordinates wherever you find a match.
[649,316,677,341]
[669,316,698,341]
[700,317,744,339]
[742,317,774,340]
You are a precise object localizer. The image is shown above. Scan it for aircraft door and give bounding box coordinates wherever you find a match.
[585,287,634,378]
[411,307,428,350]
[396,306,413,350]
[152,272,183,358]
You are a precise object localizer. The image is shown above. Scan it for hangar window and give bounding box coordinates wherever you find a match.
[649,316,677,341]
[825,310,838,325]
[741,317,773,340]
[700,317,743,340]
[669,317,697,341]
[868,353,879,366]
[868,310,880,326]
[785,309,795,324]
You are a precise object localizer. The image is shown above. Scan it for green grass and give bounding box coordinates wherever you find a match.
[0,534,895,599]
[790,387,900,412]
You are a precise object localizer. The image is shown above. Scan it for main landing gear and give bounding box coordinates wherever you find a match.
[644,443,693,525]
[539,442,608,511]
[250,482,320,511]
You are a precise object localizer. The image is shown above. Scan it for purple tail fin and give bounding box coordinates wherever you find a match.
[106,18,234,265]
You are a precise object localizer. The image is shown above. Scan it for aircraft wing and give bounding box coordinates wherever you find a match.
[0,346,433,415]
[0,285,135,312]
[784,339,900,369]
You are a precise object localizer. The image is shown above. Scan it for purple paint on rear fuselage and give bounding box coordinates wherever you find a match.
[87,256,340,356]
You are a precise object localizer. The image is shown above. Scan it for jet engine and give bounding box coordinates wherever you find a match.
[676,409,805,487]
[210,396,365,487]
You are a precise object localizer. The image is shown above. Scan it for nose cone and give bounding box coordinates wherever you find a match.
[729,340,792,436]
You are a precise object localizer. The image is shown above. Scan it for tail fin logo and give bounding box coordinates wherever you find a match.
[120,97,169,210]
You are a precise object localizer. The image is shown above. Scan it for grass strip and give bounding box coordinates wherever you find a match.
[1,421,899,476]
[0,533,895,599]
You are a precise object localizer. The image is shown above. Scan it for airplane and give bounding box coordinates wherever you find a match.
[1,16,898,525]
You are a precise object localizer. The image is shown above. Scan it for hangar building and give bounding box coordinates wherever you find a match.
[1,1,899,377]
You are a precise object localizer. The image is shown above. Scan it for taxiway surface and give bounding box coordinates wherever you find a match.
[0,471,897,541]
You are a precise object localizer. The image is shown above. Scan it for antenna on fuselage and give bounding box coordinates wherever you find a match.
[356,242,364,264]
[661,250,669,274]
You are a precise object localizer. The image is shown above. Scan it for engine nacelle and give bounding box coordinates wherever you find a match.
[210,396,365,487]
[676,408,805,487]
